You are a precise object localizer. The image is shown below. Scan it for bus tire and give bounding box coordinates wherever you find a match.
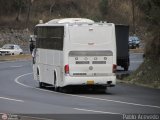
[54,71,59,92]
[55,86,60,92]
[39,82,45,88]
[37,68,45,88]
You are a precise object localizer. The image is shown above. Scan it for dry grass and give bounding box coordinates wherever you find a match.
[123,59,160,89]
[129,48,144,53]
[0,54,32,61]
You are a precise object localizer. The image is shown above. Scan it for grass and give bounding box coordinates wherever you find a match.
[0,54,32,61]
[123,58,160,89]
[129,48,144,53]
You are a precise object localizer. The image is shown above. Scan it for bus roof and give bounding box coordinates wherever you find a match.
[35,18,114,27]
[46,18,95,24]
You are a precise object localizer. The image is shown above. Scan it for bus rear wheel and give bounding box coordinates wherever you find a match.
[54,86,60,92]
[39,82,45,88]
[54,71,60,92]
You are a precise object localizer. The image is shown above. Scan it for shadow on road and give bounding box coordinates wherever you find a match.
[37,86,116,95]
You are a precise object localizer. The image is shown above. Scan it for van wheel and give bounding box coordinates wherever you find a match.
[124,65,129,71]
[54,72,59,92]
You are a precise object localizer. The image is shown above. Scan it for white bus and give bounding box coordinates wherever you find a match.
[32,18,117,91]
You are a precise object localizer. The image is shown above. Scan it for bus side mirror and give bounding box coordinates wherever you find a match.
[32,48,36,64]
[29,35,36,54]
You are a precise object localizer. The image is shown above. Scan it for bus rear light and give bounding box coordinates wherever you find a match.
[64,64,69,74]
[112,64,117,73]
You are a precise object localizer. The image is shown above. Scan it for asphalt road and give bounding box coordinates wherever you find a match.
[0,53,160,120]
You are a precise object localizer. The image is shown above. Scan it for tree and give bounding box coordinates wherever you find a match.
[99,0,108,18]
[131,0,136,34]
[49,0,56,16]
[26,0,34,28]
[13,0,27,21]
[15,0,22,21]
[138,0,160,58]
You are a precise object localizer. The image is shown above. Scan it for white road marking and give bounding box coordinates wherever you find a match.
[10,65,23,68]
[0,97,24,102]
[70,94,160,109]
[74,108,120,114]
[15,73,33,88]
[0,60,29,64]
[15,73,160,109]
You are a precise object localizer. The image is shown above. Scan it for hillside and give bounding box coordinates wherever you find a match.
[0,0,146,46]
[0,0,145,30]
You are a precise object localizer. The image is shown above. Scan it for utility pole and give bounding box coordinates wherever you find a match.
[132,0,136,34]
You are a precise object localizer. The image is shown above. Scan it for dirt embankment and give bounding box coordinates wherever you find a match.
[123,58,160,89]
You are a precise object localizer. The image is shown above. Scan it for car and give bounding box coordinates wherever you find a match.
[0,44,23,55]
[128,36,140,49]
[133,36,140,48]
[128,36,136,49]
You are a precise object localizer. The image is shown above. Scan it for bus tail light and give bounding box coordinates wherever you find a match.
[64,64,69,74]
[112,64,117,73]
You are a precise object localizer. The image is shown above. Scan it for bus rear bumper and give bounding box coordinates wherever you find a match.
[62,75,116,87]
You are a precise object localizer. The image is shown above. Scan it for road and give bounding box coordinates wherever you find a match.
[0,53,160,120]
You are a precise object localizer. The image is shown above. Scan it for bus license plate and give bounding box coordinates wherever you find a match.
[87,80,94,85]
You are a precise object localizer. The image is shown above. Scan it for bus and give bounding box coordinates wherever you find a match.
[32,18,117,92]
